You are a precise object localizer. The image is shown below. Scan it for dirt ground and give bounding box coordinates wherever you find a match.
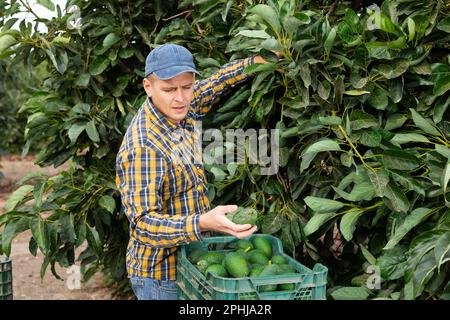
[0,155,115,300]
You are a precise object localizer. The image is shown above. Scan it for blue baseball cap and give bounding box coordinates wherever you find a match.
[144,43,198,79]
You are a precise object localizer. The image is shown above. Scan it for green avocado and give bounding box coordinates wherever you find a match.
[252,236,272,259]
[248,250,269,265]
[231,207,259,226]
[224,252,249,278]
[258,264,279,292]
[277,263,296,274]
[205,264,228,277]
[188,249,206,264]
[249,265,265,277]
[271,255,286,265]
[237,239,254,251]
[199,251,225,265]
[196,260,209,274]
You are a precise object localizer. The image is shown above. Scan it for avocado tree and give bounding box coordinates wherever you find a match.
[1,0,449,299]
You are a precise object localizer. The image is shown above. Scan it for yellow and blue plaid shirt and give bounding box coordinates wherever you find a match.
[116,57,254,280]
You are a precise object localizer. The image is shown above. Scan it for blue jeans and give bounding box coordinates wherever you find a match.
[130,277,178,300]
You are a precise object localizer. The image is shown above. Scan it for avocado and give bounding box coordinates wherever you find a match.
[258,264,279,292]
[232,207,259,226]
[271,255,286,265]
[278,283,295,291]
[248,250,269,265]
[188,248,206,264]
[199,251,225,265]
[196,260,209,274]
[205,264,228,277]
[252,236,272,259]
[249,265,265,277]
[277,263,296,274]
[237,239,253,251]
[236,249,249,259]
[224,252,249,278]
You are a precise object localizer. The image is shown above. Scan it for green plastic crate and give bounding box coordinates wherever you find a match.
[0,257,13,300]
[176,234,327,300]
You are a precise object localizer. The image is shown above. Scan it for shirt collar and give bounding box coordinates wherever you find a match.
[144,97,195,133]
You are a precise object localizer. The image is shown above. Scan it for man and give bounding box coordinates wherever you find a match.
[116,43,269,300]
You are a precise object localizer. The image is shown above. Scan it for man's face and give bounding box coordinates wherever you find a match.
[143,72,195,124]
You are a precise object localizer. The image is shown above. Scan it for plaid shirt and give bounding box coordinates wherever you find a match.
[116,57,254,280]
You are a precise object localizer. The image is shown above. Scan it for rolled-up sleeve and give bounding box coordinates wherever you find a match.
[116,147,202,248]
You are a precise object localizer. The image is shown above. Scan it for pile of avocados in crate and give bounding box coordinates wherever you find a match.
[190,236,296,292]
[177,208,328,301]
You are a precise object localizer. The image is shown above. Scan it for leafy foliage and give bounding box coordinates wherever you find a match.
[1,0,450,299]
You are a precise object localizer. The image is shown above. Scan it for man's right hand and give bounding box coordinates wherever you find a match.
[199,205,257,239]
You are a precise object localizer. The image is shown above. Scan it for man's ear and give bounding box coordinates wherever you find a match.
[143,77,152,97]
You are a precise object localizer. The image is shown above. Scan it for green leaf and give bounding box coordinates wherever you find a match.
[324,27,337,56]
[389,170,426,196]
[385,114,407,131]
[434,232,450,271]
[318,116,341,126]
[409,109,440,136]
[388,78,403,103]
[390,133,431,145]
[300,139,341,172]
[367,169,390,197]
[437,16,450,33]
[86,224,102,257]
[368,86,388,110]
[304,196,344,213]
[37,0,55,11]
[344,90,370,96]
[59,214,76,244]
[304,212,337,236]
[244,62,277,75]
[340,209,364,241]
[433,95,450,124]
[2,219,29,256]
[85,120,100,142]
[436,144,450,160]
[350,110,378,130]
[442,162,450,207]
[262,209,285,234]
[89,56,110,76]
[260,38,282,52]
[384,208,433,250]
[434,75,450,97]
[75,73,90,87]
[377,246,408,280]
[382,149,421,171]
[210,167,227,181]
[360,244,377,265]
[333,181,375,201]
[237,30,270,39]
[331,287,370,300]
[384,183,410,213]
[376,59,409,79]
[250,4,282,35]
[72,103,90,114]
[283,16,308,34]
[0,34,17,53]
[103,32,121,49]
[5,185,34,212]
[350,72,368,88]
[68,123,86,144]
[29,217,48,254]
[360,130,382,147]
[99,195,116,213]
